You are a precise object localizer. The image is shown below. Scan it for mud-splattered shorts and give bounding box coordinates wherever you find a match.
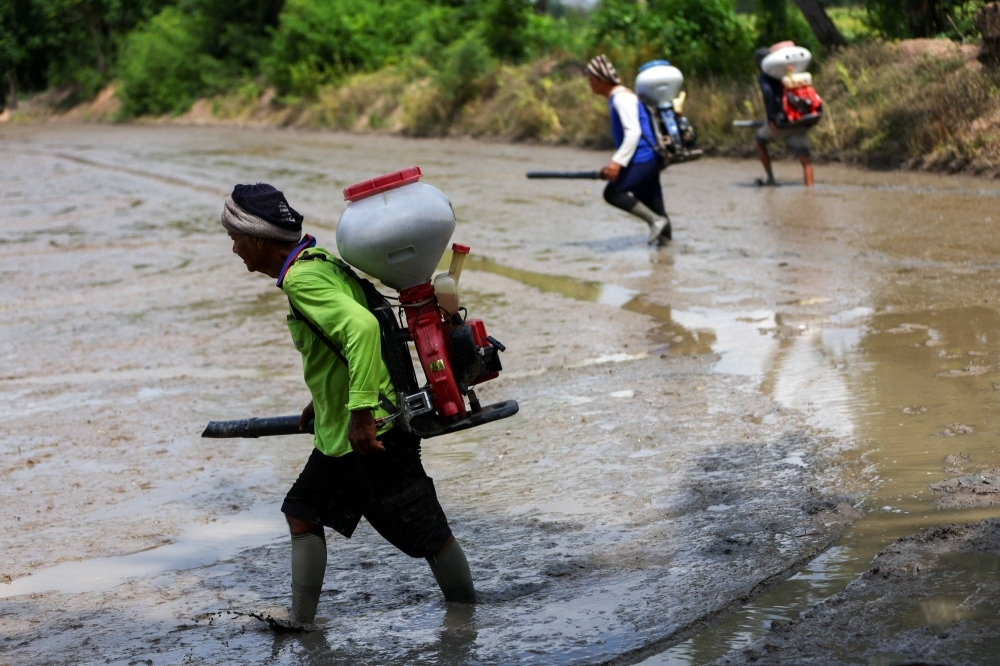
[281,428,453,558]
[756,124,811,157]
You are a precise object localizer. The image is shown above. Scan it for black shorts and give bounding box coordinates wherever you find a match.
[756,125,811,157]
[281,428,453,558]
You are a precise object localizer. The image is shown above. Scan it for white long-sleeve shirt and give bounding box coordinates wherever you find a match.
[610,86,642,166]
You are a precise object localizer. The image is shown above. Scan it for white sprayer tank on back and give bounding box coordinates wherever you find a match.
[760,41,812,79]
[336,167,456,291]
[635,60,684,109]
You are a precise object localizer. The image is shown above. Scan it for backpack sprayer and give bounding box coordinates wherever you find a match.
[527,60,702,180]
[634,60,701,162]
[733,42,824,131]
[203,167,518,440]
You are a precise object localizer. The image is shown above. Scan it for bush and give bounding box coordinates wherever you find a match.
[435,32,498,108]
[683,79,762,154]
[457,66,561,140]
[863,0,983,39]
[264,0,426,95]
[522,11,591,61]
[589,0,757,82]
[813,42,1000,169]
[306,69,408,129]
[408,6,466,68]
[481,0,532,61]
[117,8,224,116]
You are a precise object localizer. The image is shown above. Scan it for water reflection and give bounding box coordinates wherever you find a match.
[0,499,283,598]
[406,246,1000,664]
[272,601,479,665]
[435,602,479,664]
[644,304,1000,664]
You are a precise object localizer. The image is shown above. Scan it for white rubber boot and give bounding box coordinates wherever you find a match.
[290,532,326,624]
[629,202,672,245]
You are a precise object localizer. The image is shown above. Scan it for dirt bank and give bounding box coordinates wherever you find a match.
[6,39,999,178]
[715,518,1000,665]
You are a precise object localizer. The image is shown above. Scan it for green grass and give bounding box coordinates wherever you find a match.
[828,6,877,43]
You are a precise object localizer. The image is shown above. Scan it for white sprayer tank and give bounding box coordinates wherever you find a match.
[635,60,684,108]
[337,167,456,291]
[760,41,812,79]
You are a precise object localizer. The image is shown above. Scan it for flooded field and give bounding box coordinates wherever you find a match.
[2,124,1000,664]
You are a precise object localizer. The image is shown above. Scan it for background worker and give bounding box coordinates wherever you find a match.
[586,54,672,246]
[220,183,476,625]
[754,47,815,187]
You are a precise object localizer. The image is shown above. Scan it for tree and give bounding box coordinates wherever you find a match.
[482,0,532,61]
[753,0,822,53]
[755,0,791,46]
[592,0,756,78]
[864,0,979,39]
[792,0,846,47]
[0,0,172,107]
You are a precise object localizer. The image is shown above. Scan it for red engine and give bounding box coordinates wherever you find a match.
[782,85,823,127]
[399,260,505,422]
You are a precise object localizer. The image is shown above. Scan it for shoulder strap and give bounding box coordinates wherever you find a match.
[288,300,349,367]
[637,103,669,166]
[289,299,397,413]
[288,252,413,412]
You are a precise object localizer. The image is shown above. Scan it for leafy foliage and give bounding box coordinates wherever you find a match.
[863,0,985,39]
[117,7,220,115]
[753,0,821,53]
[264,0,425,95]
[3,0,911,122]
[481,0,532,61]
[590,0,757,79]
[1,0,170,107]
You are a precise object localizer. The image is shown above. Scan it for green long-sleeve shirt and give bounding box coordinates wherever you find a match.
[281,247,396,457]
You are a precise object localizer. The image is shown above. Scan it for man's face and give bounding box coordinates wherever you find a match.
[229,231,265,273]
[587,75,602,94]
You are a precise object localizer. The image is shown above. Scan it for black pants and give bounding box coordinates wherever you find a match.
[281,428,453,558]
[603,158,666,217]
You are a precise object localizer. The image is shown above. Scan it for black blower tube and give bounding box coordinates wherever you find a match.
[202,416,313,439]
[526,171,601,179]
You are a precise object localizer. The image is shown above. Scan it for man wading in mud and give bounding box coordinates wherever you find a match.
[220,184,476,624]
[754,47,815,187]
[586,54,672,246]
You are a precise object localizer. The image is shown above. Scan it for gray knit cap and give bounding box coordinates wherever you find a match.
[220,183,302,242]
[585,54,622,85]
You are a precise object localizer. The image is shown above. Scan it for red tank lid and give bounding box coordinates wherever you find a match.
[344,166,423,202]
[451,243,471,254]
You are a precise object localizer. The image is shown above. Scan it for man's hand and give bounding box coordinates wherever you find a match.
[299,401,315,432]
[600,161,622,182]
[348,410,385,455]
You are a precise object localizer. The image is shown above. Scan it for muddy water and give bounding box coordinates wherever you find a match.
[641,192,1000,661]
[2,124,1000,665]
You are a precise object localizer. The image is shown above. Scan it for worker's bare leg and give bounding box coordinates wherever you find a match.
[800,154,814,187]
[756,140,776,186]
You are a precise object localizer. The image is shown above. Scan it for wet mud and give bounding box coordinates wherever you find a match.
[931,471,1000,510]
[2,124,1000,664]
[714,519,1000,665]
